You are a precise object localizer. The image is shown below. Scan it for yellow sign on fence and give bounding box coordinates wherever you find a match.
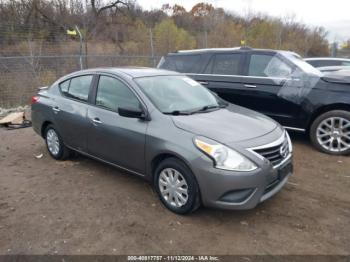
[66,29,77,36]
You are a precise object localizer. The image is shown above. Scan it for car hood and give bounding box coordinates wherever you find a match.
[171,104,278,144]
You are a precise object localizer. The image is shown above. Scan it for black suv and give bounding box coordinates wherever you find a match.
[158,47,350,155]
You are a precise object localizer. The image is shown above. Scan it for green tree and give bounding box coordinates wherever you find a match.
[208,20,244,47]
[154,19,196,55]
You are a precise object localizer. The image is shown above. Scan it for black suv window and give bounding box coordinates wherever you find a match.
[160,55,201,73]
[96,75,140,112]
[249,54,292,77]
[205,53,242,75]
[307,60,342,67]
[59,75,93,102]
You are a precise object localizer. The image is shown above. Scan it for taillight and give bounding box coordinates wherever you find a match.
[31,96,40,105]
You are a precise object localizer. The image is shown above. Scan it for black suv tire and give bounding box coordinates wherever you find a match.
[310,110,350,155]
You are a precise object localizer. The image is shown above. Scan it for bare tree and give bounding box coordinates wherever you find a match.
[90,0,128,17]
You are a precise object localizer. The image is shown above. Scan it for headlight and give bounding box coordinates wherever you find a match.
[194,137,257,172]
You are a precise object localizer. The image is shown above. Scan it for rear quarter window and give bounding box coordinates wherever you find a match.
[59,79,70,93]
[160,55,202,73]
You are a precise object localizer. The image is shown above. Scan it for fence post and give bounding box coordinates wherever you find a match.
[75,25,83,70]
[149,28,156,67]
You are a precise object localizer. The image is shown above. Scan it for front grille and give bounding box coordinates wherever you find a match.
[253,137,289,167]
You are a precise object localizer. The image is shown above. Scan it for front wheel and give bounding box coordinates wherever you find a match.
[310,110,350,155]
[154,158,200,215]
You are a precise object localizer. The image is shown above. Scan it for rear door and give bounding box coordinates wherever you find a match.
[87,74,147,174]
[188,52,248,105]
[53,74,94,151]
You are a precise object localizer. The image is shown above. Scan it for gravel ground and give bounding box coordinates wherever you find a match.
[0,127,349,255]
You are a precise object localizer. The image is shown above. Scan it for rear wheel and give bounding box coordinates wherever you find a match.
[310,110,350,155]
[154,158,200,214]
[45,125,71,160]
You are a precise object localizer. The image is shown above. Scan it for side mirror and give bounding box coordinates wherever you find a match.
[118,107,145,119]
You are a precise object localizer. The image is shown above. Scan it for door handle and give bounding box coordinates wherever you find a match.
[52,106,60,113]
[244,84,257,88]
[198,81,208,85]
[92,118,102,124]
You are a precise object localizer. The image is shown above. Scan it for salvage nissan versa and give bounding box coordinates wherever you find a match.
[31,68,293,214]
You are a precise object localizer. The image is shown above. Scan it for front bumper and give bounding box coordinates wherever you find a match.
[192,153,293,210]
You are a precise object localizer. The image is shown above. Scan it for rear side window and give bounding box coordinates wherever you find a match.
[59,75,93,102]
[205,53,243,75]
[160,55,201,73]
[249,54,292,77]
[96,75,141,112]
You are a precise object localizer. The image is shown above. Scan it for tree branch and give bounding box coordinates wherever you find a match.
[91,0,129,17]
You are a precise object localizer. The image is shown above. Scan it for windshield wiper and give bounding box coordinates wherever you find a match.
[190,104,223,114]
[163,110,192,116]
[164,103,228,116]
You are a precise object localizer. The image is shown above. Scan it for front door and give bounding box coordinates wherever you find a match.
[240,52,302,126]
[87,75,147,174]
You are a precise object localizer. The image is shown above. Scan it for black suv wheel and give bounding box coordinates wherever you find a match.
[310,110,350,155]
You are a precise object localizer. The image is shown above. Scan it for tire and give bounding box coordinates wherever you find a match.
[44,125,71,160]
[154,158,201,215]
[310,110,350,155]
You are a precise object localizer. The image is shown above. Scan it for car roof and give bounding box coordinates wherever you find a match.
[66,67,179,78]
[167,46,299,57]
[166,46,300,57]
[304,57,350,61]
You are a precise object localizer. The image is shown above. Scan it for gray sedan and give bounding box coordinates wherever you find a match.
[31,68,293,214]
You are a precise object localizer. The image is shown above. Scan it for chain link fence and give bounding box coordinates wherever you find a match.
[0,55,160,108]
[1,50,350,109]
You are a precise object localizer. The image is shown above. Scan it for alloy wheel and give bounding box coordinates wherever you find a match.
[316,117,350,153]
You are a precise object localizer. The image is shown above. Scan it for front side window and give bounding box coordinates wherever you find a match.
[206,53,242,75]
[96,75,141,111]
[249,54,292,78]
[135,75,220,113]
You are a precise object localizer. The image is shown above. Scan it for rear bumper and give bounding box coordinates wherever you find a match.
[31,105,42,136]
[191,154,292,210]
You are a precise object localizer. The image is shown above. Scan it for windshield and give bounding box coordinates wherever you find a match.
[282,52,323,77]
[135,75,221,114]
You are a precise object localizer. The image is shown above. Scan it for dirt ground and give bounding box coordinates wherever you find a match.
[0,127,349,255]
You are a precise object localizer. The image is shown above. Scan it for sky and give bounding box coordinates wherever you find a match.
[136,0,350,42]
